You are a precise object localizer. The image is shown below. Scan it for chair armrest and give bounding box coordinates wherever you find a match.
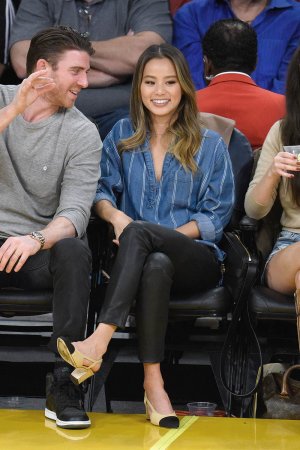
[239,215,259,232]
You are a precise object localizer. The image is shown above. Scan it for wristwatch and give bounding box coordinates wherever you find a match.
[30,231,45,249]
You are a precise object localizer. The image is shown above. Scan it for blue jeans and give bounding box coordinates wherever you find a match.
[262,230,300,283]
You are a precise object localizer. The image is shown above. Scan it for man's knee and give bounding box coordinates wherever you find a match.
[50,237,91,267]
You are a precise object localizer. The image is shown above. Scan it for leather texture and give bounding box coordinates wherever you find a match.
[0,289,53,316]
[249,286,295,320]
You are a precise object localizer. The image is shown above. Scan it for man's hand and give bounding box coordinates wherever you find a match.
[0,69,56,134]
[11,69,56,115]
[0,235,41,273]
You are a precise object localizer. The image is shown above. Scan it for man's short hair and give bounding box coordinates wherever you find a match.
[26,26,94,75]
[202,19,257,74]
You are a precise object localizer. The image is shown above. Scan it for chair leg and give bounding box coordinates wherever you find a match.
[87,345,119,412]
[209,352,232,416]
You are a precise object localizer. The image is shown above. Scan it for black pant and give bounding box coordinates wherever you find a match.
[98,221,221,363]
[0,237,92,353]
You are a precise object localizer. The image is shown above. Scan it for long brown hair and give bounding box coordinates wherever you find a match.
[118,44,202,172]
[280,46,300,205]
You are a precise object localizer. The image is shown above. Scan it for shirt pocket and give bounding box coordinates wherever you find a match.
[168,169,199,209]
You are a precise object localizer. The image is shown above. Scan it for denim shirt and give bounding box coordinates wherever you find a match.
[94,118,235,261]
[173,0,300,94]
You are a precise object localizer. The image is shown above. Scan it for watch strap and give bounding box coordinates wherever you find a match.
[30,231,45,249]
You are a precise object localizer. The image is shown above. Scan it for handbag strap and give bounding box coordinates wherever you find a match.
[220,255,262,398]
[280,364,300,397]
[295,289,300,352]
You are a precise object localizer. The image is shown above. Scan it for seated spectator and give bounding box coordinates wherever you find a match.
[0,0,16,79]
[245,46,300,302]
[196,19,285,150]
[0,26,101,429]
[9,0,172,140]
[173,0,300,94]
[57,44,234,429]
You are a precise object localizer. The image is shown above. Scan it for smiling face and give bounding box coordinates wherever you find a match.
[42,49,90,109]
[140,57,182,124]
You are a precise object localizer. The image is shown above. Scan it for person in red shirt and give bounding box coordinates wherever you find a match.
[169,0,190,16]
[196,19,285,149]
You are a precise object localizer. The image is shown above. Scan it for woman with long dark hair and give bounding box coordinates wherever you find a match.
[245,46,300,297]
[57,43,234,428]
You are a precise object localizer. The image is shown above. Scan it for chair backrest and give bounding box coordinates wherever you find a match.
[200,112,235,147]
[227,128,253,225]
[228,128,253,214]
[200,112,254,229]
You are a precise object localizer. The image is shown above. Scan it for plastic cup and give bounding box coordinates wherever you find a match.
[187,402,217,416]
[283,145,300,162]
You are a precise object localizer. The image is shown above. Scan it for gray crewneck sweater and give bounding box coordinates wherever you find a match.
[0,84,102,238]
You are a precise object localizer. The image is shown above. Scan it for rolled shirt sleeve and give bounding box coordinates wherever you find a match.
[190,136,235,243]
[54,121,102,237]
[94,131,123,209]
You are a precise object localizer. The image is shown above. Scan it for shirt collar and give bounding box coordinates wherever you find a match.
[213,71,252,79]
[220,0,294,11]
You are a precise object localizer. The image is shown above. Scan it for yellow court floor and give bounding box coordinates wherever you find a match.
[1,410,300,450]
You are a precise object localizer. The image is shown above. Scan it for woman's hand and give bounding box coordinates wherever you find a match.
[110,211,133,245]
[270,151,300,178]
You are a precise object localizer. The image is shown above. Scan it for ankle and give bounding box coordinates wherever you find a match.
[73,340,105,363]
[144,379,164,393]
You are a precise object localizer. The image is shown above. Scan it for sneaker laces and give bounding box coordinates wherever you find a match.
[55,379,85,411]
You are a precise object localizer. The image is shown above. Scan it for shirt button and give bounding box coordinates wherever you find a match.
[43,166,48,171]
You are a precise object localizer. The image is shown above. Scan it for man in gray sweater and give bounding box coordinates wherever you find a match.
[0,27,102,429]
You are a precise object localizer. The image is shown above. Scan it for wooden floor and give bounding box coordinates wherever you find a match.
[1,410,300,449]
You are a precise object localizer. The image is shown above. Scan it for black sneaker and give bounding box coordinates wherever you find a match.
[45,364,91,429]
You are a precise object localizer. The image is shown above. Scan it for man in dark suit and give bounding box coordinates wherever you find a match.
[196,19,285,149]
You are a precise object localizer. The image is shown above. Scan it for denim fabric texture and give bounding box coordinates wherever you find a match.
[262,230,300,283]
[94,118,235,261]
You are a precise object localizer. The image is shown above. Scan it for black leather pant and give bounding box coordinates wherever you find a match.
[98,221,220,363]
[0,237,92,354]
